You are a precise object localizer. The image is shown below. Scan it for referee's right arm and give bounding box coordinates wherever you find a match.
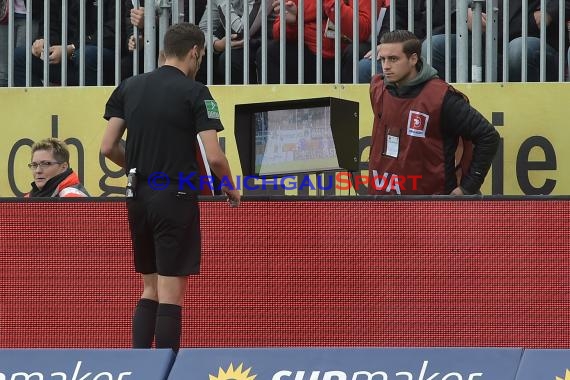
[198,130,241,206]
[101,117,127,169]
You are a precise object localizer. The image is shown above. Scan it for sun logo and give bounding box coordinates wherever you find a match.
[209,363,257,380]
[556,369,570,380]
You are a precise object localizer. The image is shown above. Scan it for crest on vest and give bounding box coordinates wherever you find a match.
[406,110,429,138]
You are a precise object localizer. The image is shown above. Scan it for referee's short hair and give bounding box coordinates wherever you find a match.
[164,22,205,60]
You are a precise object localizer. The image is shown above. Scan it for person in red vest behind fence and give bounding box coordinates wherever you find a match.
[25,138,89,198]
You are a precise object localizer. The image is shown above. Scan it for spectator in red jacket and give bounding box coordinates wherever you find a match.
[257,0,372,83]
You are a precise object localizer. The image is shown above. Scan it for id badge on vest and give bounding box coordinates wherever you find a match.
[383,127,400,158]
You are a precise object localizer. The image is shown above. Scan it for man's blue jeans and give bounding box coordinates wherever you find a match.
[358,57,383,83]
[423,34,558,82]
[508,36,558,81]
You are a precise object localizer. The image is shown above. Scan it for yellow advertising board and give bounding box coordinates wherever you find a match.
[0,83,568,196]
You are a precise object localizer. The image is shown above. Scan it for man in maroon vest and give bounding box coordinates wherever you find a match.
[368,30,499,195]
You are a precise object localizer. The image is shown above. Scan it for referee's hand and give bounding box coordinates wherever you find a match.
[222,187,241,207]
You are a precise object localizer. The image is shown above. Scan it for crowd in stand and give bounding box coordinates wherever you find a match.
[1,0,569,86]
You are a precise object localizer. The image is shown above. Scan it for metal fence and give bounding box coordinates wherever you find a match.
[0,0,568,87]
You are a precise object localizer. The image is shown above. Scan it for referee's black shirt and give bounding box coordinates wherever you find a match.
[104,65,223,183]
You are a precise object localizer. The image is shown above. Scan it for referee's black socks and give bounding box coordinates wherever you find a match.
[155,303,182,352]
[132,298,158,348]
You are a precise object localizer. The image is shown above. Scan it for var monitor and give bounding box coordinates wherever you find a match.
[234,97,359,177]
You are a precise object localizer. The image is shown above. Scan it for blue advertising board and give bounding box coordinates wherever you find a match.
[515,349,570,380]
[168,348,523,380]
[0,349,174,380]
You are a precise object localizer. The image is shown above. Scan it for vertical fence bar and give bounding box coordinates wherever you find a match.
[559,0,565,81]
[316,0,323,83]
[352,0,359,83]
[444,0,451,81]
[279,0,286,83]
[471,0,483,82]
[539,0,546,81]
[260,0,267,83]
[206,0,213,83]
[389,0,395,30]
[188,0,195,23]
[370,0,378,78]
[61,0,68,86]
[43,0,50,86]
[7,0,14,86]
[456,0,468,82]
[24,0,32,86]
[133,0,140,76]
[425,0,433,65]
[521,0,527,81]
[408,0,414,33]
[484,0,498,82]
[502,0,508,81]
[334,0,341,83]
[115,0,122,85]
[243,0,250,84]
[298,0,304,84]
[97,0,103,85]
[79,0,85,85]
[224,0,231,84]
[158,0,170,55]
[144,0,157,73]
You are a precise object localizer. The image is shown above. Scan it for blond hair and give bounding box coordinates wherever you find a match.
[31,138,70,164]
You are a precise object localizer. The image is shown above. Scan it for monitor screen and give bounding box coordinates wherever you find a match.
[234,97,359,177]
[254,107,339,176]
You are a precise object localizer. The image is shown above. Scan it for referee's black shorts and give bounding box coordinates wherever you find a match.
[126,181,201,276]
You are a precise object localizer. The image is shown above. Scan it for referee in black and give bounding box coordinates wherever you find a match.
[100,22,240,352]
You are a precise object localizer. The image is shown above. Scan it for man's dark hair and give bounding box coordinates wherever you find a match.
[163,22,205,59]
[380,29,422,70]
